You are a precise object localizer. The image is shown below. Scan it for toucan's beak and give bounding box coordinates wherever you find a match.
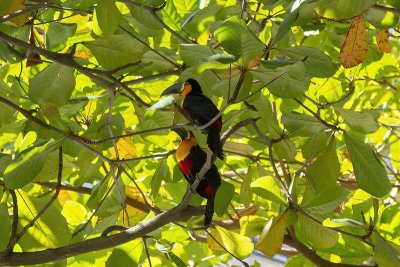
[172,127,188,140]
[161,83,183,96]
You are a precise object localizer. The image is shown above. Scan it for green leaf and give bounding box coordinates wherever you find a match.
[282,111,329,137]
[256,211,288,257]
[335,107,379,134]
[214,16,264,66]
[151,160,169,197]
[373,232,400,267]
[275,7,299,43]
[316,0,377,19]
[323,218,365,228]
[209,225,254,260]
[0,203,11,251]
[365,8,399,29]
[92,0,122,37]
[106,248,136,267]
[194,54,235,73]
[252,66,310,98]
[168,252,186,267]
[306,136,340,191]
[161,1,182,32]
[240,165,256,207]
[46,22,77,51]
[251,176,286,205]
[29,63,76,107]
[17,191,71,249]
[4,140,54,189]
[84,34,147,70]
[179,44,214,66]
[214,181,234,217]
[282,46,338,78]
[303,185,349,214]
[344,133,391,197]
[298,214,338,249]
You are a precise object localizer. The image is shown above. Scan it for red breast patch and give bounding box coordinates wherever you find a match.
[204,184,214,198]
[178,157,194,177]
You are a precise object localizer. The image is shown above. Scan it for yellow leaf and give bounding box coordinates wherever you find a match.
[339,15,368,68]
[256,211,288,257]
[207,225,254,260]
[108,136,137,159]
[6,0,28,26]
[377,29,391,53]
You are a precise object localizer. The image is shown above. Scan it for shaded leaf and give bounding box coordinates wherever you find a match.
[29,63,76,107]
[344,133,391,197]
[373,232,400,267]
[335,106,379,134]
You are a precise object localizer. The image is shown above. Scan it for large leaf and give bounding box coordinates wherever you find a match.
[4,140,54,189]
[282,46,338,78]
[29,63,76,107]
[208,225,254,260]
[373,232,400,267]
[252,65,310,98]
[214,181,234,217]
[275,7,299,43]
[256,211,288,257]
[251,176,286,205]
[17,191,71,250]
[46,22,77,51]
[298,214,338,249]
[335,107,379,134]
[316,0,377,19]
[84,34,147,70]
[214,16,264,66]
[344,133,391,197]
[303,185,349,214]
[0,203,11,251]
[282,111,328,137]
[240,165,256,207]
[306,136,340,191]
[92,0,122,37]
[179,44,214,66]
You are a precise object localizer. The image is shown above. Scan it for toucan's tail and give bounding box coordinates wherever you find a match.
[207,125,224,160]
[204,196,215,226]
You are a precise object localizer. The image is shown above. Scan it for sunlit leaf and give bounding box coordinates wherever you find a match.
[256,211,288,257]
[208,225,254,260]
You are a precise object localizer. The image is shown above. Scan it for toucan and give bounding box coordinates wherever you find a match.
[173,127,221,226]
[162,79,224,160]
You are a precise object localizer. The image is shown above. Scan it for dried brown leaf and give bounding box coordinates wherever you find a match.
[340,15,368,68]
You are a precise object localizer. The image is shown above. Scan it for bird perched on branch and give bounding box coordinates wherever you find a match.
[173,127,221,226]
[162,79,224,160]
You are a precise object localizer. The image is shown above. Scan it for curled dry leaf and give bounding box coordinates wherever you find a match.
[377,29,391,53]
[339,15,368,68]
